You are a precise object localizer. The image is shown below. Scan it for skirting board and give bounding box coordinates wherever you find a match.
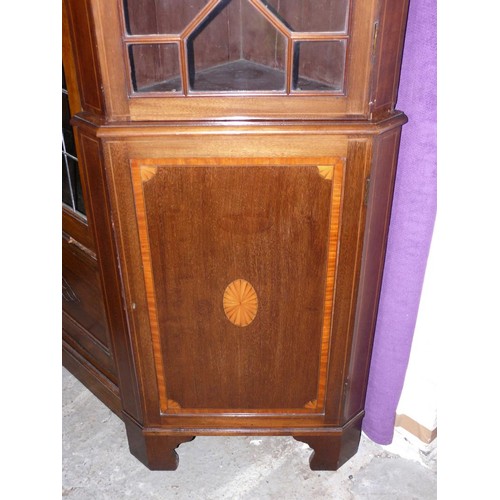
[395,414,437,444]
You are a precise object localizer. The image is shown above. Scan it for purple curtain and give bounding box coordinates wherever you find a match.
[362,0,437,444]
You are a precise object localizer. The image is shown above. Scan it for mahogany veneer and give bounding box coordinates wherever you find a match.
[63,0,410,471]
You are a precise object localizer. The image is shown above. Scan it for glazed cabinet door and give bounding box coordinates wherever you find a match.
[67,0,409,121]
[103,132,372,427]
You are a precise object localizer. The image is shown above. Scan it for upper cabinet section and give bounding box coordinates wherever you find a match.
[66,0,409,121]
[123,0,349,95]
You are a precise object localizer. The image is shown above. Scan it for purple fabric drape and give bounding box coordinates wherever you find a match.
[362,0,437,444]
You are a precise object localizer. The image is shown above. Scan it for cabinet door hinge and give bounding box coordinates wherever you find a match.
[372,21,379,56]
[342,378,351,408]
[364,175,371,206]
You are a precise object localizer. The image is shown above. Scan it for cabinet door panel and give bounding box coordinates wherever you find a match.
[131,158,344,412]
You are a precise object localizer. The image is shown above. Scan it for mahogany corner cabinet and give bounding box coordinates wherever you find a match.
[62,0,410,471]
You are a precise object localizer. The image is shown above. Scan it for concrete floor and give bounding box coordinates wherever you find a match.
[62,367,436,499]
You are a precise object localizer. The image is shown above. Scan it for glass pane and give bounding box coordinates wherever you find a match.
[124,0,210,35]
[62,89,71,129]
[292,40,346,92]
[62,65,86,216]
[63,155,87,216]
[189,0,286,92]
[73,159,86,215]
[129,44,181,92]
[62,154,74,209]
[62,92,77,157]
[122,1,348,94]
[261,0,349,33]
[62,63,67,91]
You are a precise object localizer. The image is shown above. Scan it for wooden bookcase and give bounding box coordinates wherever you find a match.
[63,0,410,471]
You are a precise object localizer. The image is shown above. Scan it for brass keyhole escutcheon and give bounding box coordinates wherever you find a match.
[223,279,258,327]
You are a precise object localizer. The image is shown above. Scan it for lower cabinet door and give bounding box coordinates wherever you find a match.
[124,156,345,415]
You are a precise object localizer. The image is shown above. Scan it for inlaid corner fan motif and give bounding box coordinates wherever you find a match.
[123,0,350,94]
[223,279,258,327]
[317,165,334,180]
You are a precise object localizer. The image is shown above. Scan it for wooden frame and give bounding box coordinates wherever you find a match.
[82,0,380,120]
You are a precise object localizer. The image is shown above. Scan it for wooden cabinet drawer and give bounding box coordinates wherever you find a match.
[62,235,117,382]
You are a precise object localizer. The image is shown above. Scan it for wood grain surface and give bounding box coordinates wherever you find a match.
[131,156,344,412]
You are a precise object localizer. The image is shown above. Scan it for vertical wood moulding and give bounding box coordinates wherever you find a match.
[342,128,402,421]
[334,140,370,422]
[131,161,169,414]
[369,0,410,117]
[324,138,372,423]
[345,0,377,115]
[62,0,82,116]
[66,0,104,115]
[76,134,112,348]
[102,141,150,421]
[316,159,345,410]
[178,40,189,96]
[90,0,130,119]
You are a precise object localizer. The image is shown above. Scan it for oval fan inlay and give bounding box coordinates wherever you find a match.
[223,279,258,327]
